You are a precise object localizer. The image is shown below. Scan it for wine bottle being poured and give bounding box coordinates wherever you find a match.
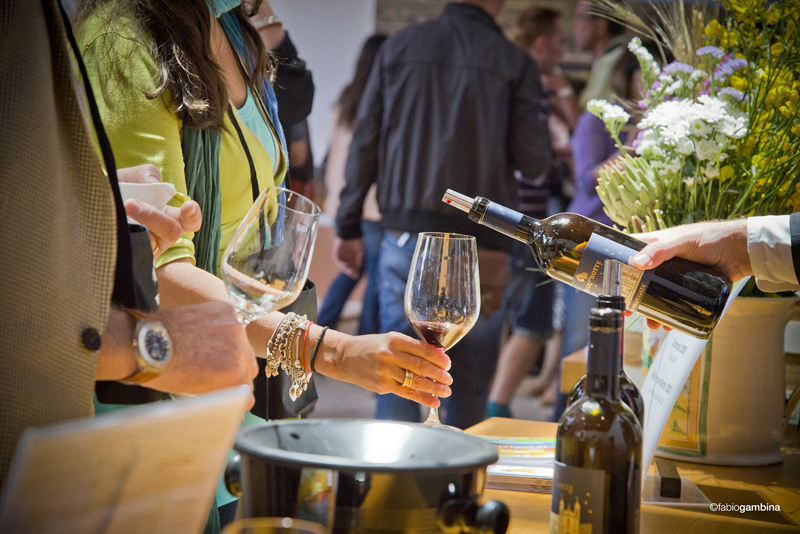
[568,260,645,426]
[442,189,732,339]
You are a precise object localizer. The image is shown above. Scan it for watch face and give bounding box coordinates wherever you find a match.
[141,325,172,365]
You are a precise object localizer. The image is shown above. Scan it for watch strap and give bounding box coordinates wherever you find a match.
[121,369,162,385]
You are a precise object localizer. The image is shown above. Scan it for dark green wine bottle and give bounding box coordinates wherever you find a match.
[552,307,642,534]
[442,190,732,339]
[568,261,645,425]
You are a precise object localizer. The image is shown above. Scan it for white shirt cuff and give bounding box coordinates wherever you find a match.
[747,215,799,291]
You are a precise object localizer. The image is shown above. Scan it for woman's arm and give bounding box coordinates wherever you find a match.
[157,260,452,408]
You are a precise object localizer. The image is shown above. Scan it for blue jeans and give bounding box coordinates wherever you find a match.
[317,220,382,336]
[551,284,596,421]
[374,231,503,429]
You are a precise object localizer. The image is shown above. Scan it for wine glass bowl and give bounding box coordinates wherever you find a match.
[221,187,320,324]
[404,232,480,428]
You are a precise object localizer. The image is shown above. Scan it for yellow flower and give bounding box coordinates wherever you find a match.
[720,166,735,181]
[792,123,800,137]
[730,75,746,91]
[705,19,726,41]
[770,42,785,57]
[765,4,781,25]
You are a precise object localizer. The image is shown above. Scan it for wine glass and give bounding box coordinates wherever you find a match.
[404,233,480,429]
[221,187,320,325]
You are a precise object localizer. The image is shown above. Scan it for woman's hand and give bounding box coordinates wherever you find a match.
[316,331,453,409]
[117,164,202,258]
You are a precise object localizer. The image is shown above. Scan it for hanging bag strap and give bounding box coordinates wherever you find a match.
[56,0,137,309]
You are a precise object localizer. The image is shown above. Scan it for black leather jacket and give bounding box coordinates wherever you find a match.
[336,3,550,249]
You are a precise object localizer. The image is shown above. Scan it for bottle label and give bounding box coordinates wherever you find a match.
[550,461,605,534]
[570,233,654,311]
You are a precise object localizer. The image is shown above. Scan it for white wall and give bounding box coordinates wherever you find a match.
[271,0,377,166]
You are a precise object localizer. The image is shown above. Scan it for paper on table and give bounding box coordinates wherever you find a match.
[639,277,750,486]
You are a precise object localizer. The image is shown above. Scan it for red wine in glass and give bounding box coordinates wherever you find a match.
[408,320,472,351]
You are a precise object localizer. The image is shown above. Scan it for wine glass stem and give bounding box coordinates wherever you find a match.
[424,406,443,427]
[422,348,447,428]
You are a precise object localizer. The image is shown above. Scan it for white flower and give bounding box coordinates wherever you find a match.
[676,137,694,156]
[704,164,720,179]
[665,159,683,174]
[629,37,661,83]
[690,69,708,83]
[696,138,720,161]
[658,74,675,85]
[689,119,712,137]
[587,99,629,140]
[668,79,685,94]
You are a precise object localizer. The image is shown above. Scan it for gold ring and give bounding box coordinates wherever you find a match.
[402,369,414,388]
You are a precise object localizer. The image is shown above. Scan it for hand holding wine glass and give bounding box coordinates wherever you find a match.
[404,233,480,429]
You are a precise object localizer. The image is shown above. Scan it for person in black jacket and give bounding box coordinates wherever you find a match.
[334,0,551,428]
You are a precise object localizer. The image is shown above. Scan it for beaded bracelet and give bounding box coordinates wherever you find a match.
[266,312,313,401]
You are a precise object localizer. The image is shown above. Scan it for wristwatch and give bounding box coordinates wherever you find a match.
[122,320,173,384]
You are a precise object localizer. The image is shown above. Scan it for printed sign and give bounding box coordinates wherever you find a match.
[638,278,749,486]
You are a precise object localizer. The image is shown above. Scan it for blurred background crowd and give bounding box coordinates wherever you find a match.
[275,0,650,425]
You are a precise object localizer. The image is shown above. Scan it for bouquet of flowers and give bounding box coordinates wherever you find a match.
[588,0,800,234]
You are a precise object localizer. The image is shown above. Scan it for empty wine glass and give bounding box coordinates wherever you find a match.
[221,187,320,325]
[404,233,480,429]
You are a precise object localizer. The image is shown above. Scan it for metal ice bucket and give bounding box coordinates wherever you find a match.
[225,419,508,534]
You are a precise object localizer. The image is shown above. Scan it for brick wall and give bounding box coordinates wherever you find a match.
[375,0,591,86]
[376,0,580,45]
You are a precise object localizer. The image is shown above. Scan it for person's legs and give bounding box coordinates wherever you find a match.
[488,335,545,405]
[358,220,383,336]
[317,271,360,329]
[551,285,596,421]
[374,231,422,422]
[443,307,504,429]
[486,245,554,419]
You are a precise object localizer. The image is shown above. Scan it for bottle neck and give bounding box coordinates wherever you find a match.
[586,325,621,399]
[469,197,542,245]
[596,295,626,378]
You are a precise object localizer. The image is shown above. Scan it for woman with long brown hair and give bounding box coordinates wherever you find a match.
[75,0,451,529]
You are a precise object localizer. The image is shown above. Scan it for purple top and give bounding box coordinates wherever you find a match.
[568,111,624,226]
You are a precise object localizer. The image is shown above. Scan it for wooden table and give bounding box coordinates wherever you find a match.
[467,418,800,533]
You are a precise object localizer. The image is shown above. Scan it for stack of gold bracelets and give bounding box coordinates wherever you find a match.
[266,312,325,401]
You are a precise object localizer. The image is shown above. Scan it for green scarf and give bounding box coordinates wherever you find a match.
[182,126,222,276]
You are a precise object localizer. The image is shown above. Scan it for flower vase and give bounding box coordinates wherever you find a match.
[647,296,799,466]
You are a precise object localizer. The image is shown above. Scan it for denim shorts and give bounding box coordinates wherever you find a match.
[504,243,554,339]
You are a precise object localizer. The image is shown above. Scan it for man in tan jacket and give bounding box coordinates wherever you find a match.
[0,0,257,488]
